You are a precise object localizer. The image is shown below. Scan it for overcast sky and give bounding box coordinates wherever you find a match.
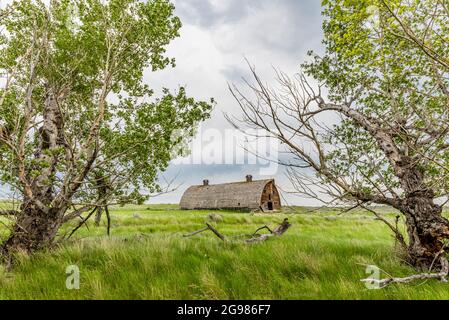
[146,0,325,205]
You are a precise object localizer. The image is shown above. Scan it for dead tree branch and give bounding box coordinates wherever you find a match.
[66,208,97,239]
[183,218,291,244]
[251,226,273,237]
[246,218,291,243]
[361,256,449,288]
[183,222,226,241]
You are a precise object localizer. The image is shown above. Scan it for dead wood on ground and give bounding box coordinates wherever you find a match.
[183,218,291,243]
[361,256,449,288]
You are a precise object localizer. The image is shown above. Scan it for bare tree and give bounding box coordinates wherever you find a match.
[228,1,449,277]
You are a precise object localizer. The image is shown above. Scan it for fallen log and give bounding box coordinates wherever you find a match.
[361,256,449,288]
[183,218,291,243]
[246,218,291,243]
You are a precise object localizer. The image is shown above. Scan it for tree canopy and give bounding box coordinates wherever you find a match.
[0,0,212,256]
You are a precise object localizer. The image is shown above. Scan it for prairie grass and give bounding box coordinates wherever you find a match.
[0,204,448,299]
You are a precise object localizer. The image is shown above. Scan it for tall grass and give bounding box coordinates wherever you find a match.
[0,205,448,299]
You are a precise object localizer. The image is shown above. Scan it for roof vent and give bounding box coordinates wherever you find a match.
[246,175,253,182]
[203,179,209,186]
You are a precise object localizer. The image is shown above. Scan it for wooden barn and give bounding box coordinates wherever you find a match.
[180,175,281,211]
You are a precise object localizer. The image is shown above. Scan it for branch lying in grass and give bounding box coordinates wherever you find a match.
[251,226,273,236]
[246,219,291,243]
[361,256,449,288]
[183,218,291,243]
[183,222,226,241]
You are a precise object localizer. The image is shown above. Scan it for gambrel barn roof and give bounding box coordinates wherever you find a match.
[180,176,281,211]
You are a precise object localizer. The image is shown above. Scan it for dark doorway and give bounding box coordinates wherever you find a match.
[267,201,273,210]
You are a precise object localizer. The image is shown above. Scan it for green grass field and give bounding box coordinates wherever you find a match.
[0,204,448,300]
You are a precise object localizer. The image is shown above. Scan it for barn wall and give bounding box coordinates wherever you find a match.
[180,179,282,211]
[272,184,281,209]
[260,181,281,211]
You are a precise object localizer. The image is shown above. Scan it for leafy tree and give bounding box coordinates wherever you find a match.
[0,0,212,259]
[229,0,449,275]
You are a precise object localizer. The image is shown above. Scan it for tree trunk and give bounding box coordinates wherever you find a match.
[391,157,449,269]
[94,207,103,226]
[0,87,67,262]
[401,192,449,269]
[1,207,62,260]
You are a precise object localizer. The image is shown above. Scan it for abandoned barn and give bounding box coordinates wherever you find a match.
[180,175,281,211]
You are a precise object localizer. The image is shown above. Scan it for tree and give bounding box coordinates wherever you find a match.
[229,0,449,273]
[0,0,212,259]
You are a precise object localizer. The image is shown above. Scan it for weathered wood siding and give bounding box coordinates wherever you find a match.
[180,179,281,211]
[260,181,281,211]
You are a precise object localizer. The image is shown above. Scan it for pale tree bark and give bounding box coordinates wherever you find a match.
[0,9,116,259]
[2,86,67,255]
